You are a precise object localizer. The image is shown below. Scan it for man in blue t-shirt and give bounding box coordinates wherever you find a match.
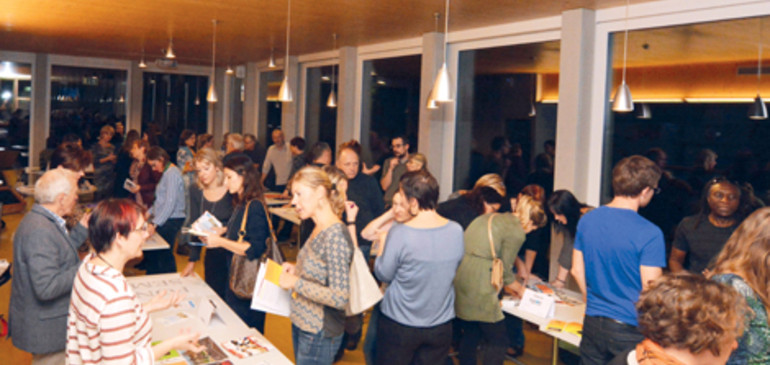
[572,155,666,365]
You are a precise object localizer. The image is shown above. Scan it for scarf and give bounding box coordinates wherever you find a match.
[636,339,686,365]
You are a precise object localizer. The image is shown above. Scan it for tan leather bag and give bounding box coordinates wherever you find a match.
[487,213,504,293]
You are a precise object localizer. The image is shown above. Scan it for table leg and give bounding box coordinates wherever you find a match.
[552,338,559,365]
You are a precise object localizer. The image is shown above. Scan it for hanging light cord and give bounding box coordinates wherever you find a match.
[758,18,763,95]
[212,20,217,79]
[621,0,629,83]
[332,33,337,90]
[442,0,450,63]
[285,0,291,73]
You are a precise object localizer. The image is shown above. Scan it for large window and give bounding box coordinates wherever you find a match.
[50,65,127,149]
[229,74,244,133]
[454,42,559,195]
[304,65,337,150]
[360,55,421,170]
[260,70,284,147]
[142,72,208,136]
[0,61,31,166]
[602,16,770,246]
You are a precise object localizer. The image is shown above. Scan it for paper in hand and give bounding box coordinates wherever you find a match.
[185,211,223,237]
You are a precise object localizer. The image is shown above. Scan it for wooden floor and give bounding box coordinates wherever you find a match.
[0,204,569,365]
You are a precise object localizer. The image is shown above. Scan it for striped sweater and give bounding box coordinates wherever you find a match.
[66,255,154,365]
[291,223,353,335]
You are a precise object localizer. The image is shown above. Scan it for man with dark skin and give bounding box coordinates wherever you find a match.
[669,179,741,274]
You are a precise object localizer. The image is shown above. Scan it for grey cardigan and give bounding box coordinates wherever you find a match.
[9,204,87,354]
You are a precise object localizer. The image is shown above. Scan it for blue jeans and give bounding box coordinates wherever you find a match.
[292,324,343,365]
[580,315,643,365]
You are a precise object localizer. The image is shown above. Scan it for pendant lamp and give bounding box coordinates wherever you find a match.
[207,20,218,103]
[138,46,147,69]
[268,48,277,68]
[278,0,293,102]
[327,33,338,108]
[427,13,441,110]
[750,18,768,120]
[636,103,651,119]
[429,0,453,104]
[611,0,634,112]
[165,38,176,59]
[226,65,234,75]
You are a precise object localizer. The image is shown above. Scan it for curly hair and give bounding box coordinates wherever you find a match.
[637,274,748,357]
[292,165,345,217]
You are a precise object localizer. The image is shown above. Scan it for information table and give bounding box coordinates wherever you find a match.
[125,273,292,365]
[502,284,585,365]
[142,233,171,251]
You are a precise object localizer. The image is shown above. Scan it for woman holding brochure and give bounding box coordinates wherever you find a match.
[67,199,203,364]
[181,148,234,300]
[278,165,353,365]
[202,155,270,332]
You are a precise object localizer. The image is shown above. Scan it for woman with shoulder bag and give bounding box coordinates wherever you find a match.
[181,148,234,300]
[202,155,270,332]
[453,195,547,365]
[278,165,354,365]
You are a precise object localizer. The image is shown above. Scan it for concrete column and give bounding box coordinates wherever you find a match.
[554,8,601,205]
[336,46,357,146]
[243,62,259,138]
[29,53,49,169]
[127,61,143,133]
[281,56,300,139]
[418,32,450,195]
[304,67,321,146]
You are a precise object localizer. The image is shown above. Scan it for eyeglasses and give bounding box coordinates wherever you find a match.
[133,222,149,233]
[653,186,661,195]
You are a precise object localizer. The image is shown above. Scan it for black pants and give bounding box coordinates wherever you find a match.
[457,319,507,365]
[204,247,231,300]
[144,218,184,274]
[375,314,452,365]
[580,315,643,365]
[225,287,266,333]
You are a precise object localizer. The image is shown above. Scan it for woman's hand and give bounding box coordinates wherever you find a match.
[279,263,299,290]
[345,201,359,222]
[504,281,525,298]
[200,227,226,247]
[181,262,196,277]
[169,331,205,353]
[127,184,140,194]
[79,212,91,228]
[551,278,566,289]
[144,290,185,313]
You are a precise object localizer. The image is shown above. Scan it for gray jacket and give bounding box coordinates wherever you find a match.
[9,204,87,354]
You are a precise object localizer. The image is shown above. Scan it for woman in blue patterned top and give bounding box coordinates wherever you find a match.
[708,207,770,365]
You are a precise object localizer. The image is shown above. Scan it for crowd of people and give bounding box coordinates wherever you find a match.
[7,121,770,365]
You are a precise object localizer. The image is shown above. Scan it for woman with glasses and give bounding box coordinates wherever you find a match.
[669,177,746,275]
[67,199,203,364]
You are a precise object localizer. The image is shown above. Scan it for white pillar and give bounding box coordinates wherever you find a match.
[555,8,604,206]
[243,62,259,137]
[336,46,358,146]
[281,56,300,139]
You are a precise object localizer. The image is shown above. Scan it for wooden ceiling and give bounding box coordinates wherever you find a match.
[2,0,652,66]
[1,1,767,73]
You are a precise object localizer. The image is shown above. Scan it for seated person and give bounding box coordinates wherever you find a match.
[609,274,747,365]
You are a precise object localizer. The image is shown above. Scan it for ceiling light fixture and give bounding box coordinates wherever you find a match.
[749,18,767,120]
[268,48,277,68]
[428,0,453,104]
[611,0,634,112]
[207,20,218,103]
[226,65,234,75]
[139,46,147,69]
[427,12,441,110]
[165,38,176,59]
[278,0,293,102]
[327,33,337,108]
[636,103,651,119]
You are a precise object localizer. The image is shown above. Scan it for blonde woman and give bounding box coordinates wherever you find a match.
[181,148,234,299]
[279,166,353,365]
[406,153,428,173]
[92,125,117,200]
[454,195,547,365]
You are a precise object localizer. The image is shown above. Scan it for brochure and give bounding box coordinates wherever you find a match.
[250,259,292,317]
[220,335,270,359]
[123,179,138,191]
[186,211,223,237]
[183,336,228,365]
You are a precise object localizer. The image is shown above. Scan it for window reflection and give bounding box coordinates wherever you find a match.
[304,65,337,150]
[0,61,31,166]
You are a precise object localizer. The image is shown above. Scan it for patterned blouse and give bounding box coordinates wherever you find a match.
[712,273,770,365]
[290,223,352,336]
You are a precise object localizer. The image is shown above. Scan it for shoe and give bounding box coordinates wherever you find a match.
[505,346,524,361]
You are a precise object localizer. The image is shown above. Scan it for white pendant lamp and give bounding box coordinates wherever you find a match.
[327,33,338,108]
[430,0,453,104]
[165,38,176,59]
[207,20,218,103]
[750,18,768,120]
[636,103,652,119]
[226,65,234,75]
[278,0,293,102]
[138,46,147,68]
[427,13,441,110]
[612,0,634,112]
[268,48,277,68]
